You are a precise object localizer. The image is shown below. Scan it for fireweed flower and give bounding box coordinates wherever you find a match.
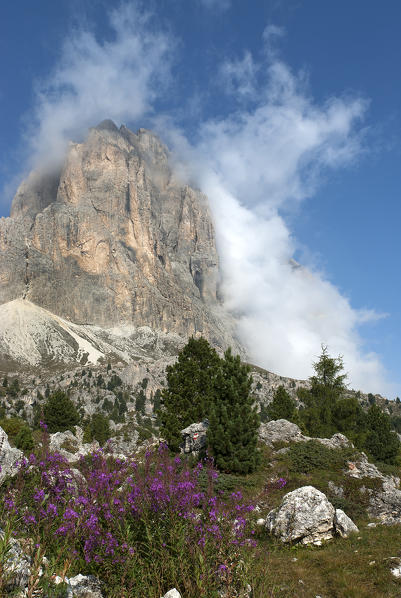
[1,446,257,571]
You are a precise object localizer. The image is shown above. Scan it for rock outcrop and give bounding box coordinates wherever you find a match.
[0,121,242,370]
[346,453,401,524]
[0,426,23,482]
[259,419,352,451]
[180,420,209,454]
[266,486,358,545]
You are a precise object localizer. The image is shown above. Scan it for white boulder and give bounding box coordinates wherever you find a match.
[266,486,358,545]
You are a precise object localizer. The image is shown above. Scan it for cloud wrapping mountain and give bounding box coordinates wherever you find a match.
[10,2,390,393]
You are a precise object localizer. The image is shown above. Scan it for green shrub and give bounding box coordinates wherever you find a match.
[0,417,33,451]
[14,426,34,451]
[287,440,348,473]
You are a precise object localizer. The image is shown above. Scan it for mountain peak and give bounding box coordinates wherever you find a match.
[93,119,119,132]
[0,123,243,369]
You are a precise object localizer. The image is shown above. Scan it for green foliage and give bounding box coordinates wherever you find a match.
[207,349,260,474]
[298,346,347,438]
[135,389,146,415]
[83,413,111,446]
[14,425,34,451]
[286,440,348,473]
[7,378,20,398]
[364,405,400,463]
[107,374,122,391]
[43,390,80,433]
[0,416,33,451]
[14,399,25,413]
[160,337,221,451]
[160,337,260,473]
[264,385,297,422]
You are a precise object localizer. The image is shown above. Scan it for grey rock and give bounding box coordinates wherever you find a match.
[258,419,305,447]
[334,509,359,537]
[265,486,356,545]
[0,530,31,591]
[346,452,385,480]
[318,433,352,450]
[161,590,181,598]
[368,483,401,524]
[327,480,344,498]
[266,486,336,545]
[181,420,209,454]
[0,426,23,481]
[0,123,243,370]
[49,429,100,463]
[67,574,103,598]
[259,419,353,451]
[345,453,401,524]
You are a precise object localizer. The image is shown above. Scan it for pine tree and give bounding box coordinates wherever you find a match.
[266,385,297,421]
[207,349,260,474]
[43,390,80,433]
[160,337,221,451]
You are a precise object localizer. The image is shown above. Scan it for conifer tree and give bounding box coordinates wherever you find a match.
[207,349,260,474]
[266,385,297,421]
[365,404,400,463]
[160,337,221,451]
[43,389,80,433]
[298,346,347,437]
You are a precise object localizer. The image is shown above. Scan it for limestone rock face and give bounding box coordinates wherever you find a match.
[0,121,242,366]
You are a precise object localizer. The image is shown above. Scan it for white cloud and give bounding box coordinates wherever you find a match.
[24,2,173,170]
[219,52,259,98]
[163,56,390,394]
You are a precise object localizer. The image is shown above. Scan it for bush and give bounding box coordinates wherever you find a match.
[365,405,400,463]
[0,417,33,451]
[14,426,34,451]
[287,440,348,473]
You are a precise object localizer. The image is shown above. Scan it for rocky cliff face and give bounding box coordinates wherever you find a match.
[0,121,242,368]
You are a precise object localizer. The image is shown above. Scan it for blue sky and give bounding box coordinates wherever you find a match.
[0,0,400,396]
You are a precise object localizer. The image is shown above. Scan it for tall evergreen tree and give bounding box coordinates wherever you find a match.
[160,337,221,451]
[207,349,260,474]
[43,389,80,433]
[298,346,347,437]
